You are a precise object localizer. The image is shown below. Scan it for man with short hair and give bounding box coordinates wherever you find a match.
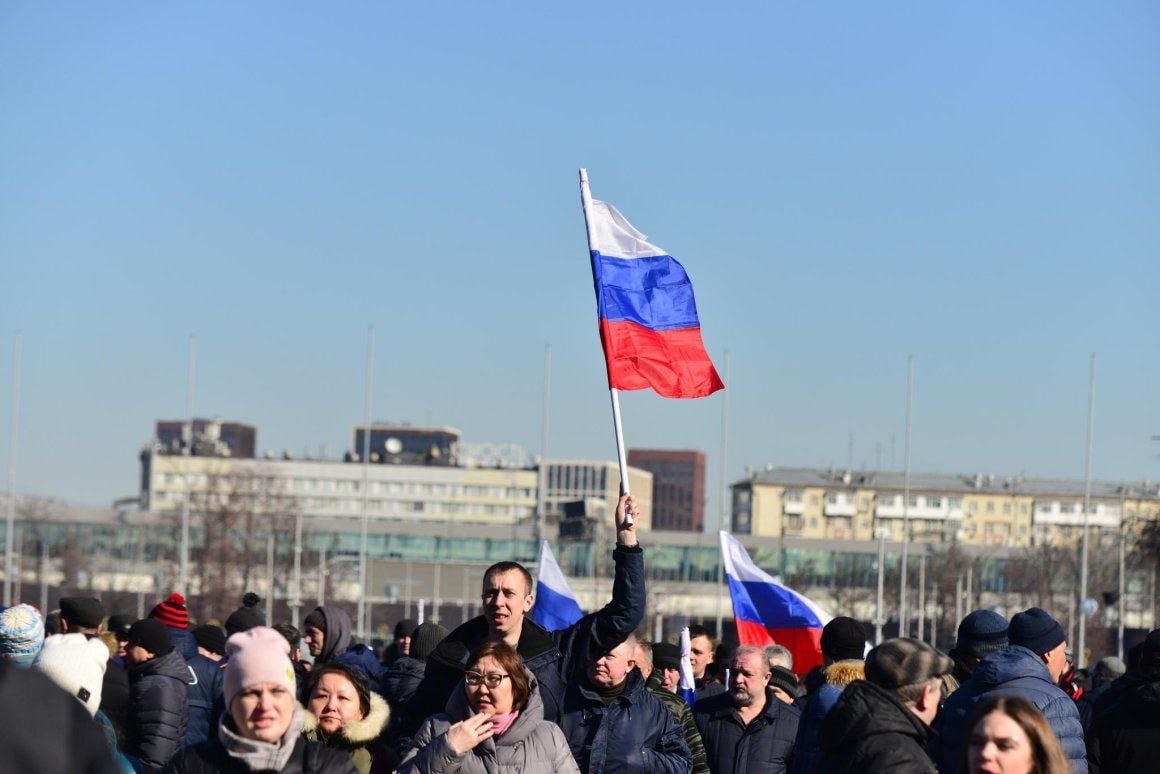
[765,643,794,673]
[936,606,1086,773]
[639,641,709,774]
[301,603,383,685]
[123,619,189,772]
[814,638,951,773]
[560,636,692,773]
[688,625,726,702]
[694,645,800,773]
[58,596,131,746]
[147,592,223,749]
[408,493,647,728]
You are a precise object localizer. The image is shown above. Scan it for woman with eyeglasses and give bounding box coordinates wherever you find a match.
[398,640,578,774]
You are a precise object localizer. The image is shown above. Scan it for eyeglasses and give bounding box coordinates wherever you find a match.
[465,671,510,688]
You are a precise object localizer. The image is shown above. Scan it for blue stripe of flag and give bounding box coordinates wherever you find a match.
[727,576,826,629]
[591,251,702,331]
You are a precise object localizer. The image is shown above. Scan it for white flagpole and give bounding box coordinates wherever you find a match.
[579,168,633,524]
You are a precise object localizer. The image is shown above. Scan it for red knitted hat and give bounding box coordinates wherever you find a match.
[149,593,189,630]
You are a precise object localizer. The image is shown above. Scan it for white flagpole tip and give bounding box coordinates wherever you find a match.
[579,168,589,183]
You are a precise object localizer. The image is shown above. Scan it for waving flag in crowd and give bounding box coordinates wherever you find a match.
[678,626,698,708]
[531,540,584,632]
[720,531,834,674]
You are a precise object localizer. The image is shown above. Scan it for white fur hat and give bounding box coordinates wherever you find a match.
[34,633,109,716]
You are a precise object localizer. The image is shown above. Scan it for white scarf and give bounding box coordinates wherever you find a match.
[218,706,306,771]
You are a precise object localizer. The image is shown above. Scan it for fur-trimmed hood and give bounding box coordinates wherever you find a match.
[304,690,390,748]
[824,660,865,689]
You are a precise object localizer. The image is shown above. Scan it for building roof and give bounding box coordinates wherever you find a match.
[738,466,1160,500]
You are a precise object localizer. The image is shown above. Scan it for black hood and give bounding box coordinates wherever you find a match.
[818,679,929,752]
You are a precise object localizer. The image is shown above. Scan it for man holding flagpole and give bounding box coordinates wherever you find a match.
[402,493,646,733]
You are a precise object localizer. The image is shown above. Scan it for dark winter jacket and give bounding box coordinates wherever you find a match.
[0,662,121,774]
[102,657,132,746]
[406,545,645,733]
[337,644,386,691]
[163,736,357,773]
[380,656,426,713]
[1086,675,1160,774]
[126,648,191,772]
[693,688,800,774]
[693,677,726,705]
[790,660,863,774]
[558,667,692,774]
[646,670,709,774]
[170,627,225,749]
[935,646,1087,773]
[304,691,395,774]
[813,679,937,774]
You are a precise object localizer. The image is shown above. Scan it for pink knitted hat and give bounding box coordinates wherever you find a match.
[223,626,296,707]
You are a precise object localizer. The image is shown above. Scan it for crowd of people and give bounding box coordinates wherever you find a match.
[0,493,1157,773]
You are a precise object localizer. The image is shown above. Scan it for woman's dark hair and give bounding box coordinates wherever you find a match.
[466,640,530,711]
[961,694,1070,774]
[306,663,370,719]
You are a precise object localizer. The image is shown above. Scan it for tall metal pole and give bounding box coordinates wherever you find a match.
[715,350,730,640]
[874,528,886,644]
[357,327,375,640]
[1078,354,1095,668]
[537,344,551,548]
[917,553,926,641]
[178,334,195,596]
[266,532,275,627]
[1118,491,1126,660]
[3,332,21,607]
[899,356,914,637]
[291,507,303,627]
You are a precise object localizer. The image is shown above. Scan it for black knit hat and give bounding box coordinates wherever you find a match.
[1009,608,1065,655]
[410,622,447,662]
[127,619,172,656]
[652,642,681,672]
[192,624,227,656]
[224,593,265,636]
[393,618,417,640]
[769,665,799,698]
[59,597,105,629]
[821,617,866,661]
[951,610,1009,660]
[107,614,134,639]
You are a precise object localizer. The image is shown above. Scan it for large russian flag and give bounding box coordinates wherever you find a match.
[586,198,724,399]
[720,531,833,675]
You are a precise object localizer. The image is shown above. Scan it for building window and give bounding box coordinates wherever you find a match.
[1003,503,1012,515]
[785,489,802,503]
[927,496,942,508]
[948,497,962,510]
[986,502,995,513]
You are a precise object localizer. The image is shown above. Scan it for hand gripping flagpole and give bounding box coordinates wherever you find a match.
[579,168,633,526]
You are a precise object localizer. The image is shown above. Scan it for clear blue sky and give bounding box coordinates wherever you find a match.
[2,3,1157,525]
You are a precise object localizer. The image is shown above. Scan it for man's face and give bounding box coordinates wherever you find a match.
[1045,641,1068,683]
[689,635,713,679]
[399,635,411,656]
[482,569,534,638]
[304,626,325,657]
[125,644,153,666]
[660,667,681,693]
[588,642,636,688]
[729,653,770,708]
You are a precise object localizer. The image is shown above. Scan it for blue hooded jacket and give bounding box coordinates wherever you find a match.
[935,645,1086,773]
[168,627,224,749]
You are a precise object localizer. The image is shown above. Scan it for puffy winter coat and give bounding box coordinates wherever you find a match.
[101,658,132,746]
[380,656,426,713]
[305,691,395,774]
[789,660,863,774]
[558,667,692,774]
[169,627,225,749]
[813,679,937,774]
[399,672,579,774]
[1086,675,1160,774]
[406,545,645,733]
[126,648,191,772]
[935,646,1086,773]
[693,688,800,774]
[163,736,357,774]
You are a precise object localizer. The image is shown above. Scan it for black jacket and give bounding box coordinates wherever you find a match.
[1086,675,1160,774]
[0,662,121,774]
[100,658,131,746]
[127,648,190,772]
[693,689,800,774]
[558,668,692,773]
[405,544,645,732]
[379,656,425,713]
[813,679,937,774]
[170,627,225,749]
[164,736,357,773]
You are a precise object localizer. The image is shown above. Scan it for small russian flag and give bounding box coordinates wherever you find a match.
[530,540,584,632]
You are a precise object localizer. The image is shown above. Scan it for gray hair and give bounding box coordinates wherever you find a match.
[634,639,654,673]
[764,644,793,672]
[733,645,768,670]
